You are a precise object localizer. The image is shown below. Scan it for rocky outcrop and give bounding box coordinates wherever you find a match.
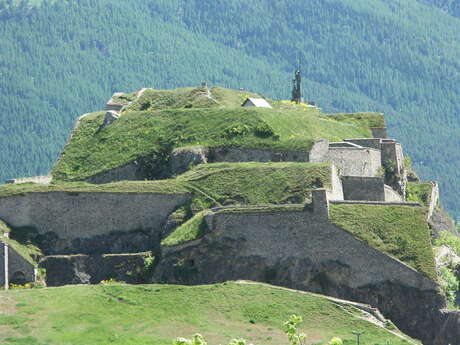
[170,146,209,175]
[39,252,153,286]
[433,310,460,345]
[429,206,459,239]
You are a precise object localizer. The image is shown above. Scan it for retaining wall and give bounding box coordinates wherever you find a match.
[0,242,35,286]
[39,252,152,286]
[154,204,440,343]
[0,192,190,255]
[341,176,385,201]
[371,127,387,139]
[384,185,404,202]
[324,147,381,177]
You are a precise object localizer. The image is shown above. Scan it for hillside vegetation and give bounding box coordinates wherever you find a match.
[1,0,460,218]
[51,88,378,182]
[0,282,418,345]
[0,162,333,210]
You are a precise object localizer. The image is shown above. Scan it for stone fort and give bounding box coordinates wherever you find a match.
[0,85,459,345]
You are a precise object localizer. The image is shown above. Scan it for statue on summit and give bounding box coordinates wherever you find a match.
[291,61,303,104]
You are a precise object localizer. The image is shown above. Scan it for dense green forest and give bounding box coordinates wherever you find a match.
[419,0,460,17]
[0,0,460,219]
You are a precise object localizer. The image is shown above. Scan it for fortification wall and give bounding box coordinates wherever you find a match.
[427,182,439,220]
[344,138,382,150]
[341,176,385,201]
[371,127,387,139]
[207,147,310,164]
[0,192,190,255]
[85,161,146,184]
[324,147,381,177]
[384,185,404,202]
[0,243,35,286]
[39,252,152,286]
[327,164,344,200]
[154,204,441,343]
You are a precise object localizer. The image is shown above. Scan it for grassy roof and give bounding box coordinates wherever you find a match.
[0,282,418,345]
[179,162,333,211]
[0,180,189,199]
[329,204,436,281]
[51,87,379,182]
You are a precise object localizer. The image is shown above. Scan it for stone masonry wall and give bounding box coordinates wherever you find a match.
[0,242,35,286]
[0,192,190,255]
[341,176,385,201]
[154,205,441,343]
[324,147,381,177]
[39,252,153,286]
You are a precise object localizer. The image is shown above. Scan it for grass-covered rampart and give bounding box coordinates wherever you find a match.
[406,182,434,207]
[0,282,417,345]
[0,180,189,198]
[330,204,436,281]
[51,87,379,182]
[179,162,332,211]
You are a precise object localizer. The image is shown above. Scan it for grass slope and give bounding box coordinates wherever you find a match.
[0,180,188,198]
[179,162,332,211]
[330,204,436,281]
[51,88,378,182]
[0,282,418,345]
[406,182,434,207]
[0,163,330,208]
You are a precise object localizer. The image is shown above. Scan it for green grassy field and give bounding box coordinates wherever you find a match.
[51,87,380,182]
[0,282,418,345]
[330,204,436,281]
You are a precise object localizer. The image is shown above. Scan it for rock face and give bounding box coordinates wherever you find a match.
[153,206,444,344]
[434,310,460,345]
[429,206,459,239]
[39,253,153,286]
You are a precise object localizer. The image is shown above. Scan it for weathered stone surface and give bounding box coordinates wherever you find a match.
[429,206,459,238]
[153,207,442,344]
[85,154,171,184]
[170,146,208,175]
[207,147,310,163]
[0,242,35,286]
[308,139,330,162]
[384,185,403,202]
[0,192,190,255]
[39,252,153,286]
[370,127,387,139]
[100,111,119,130]
[324,147,381,177]
[341,176,385,201]
[381,140,407,196]
[433,310,460,345]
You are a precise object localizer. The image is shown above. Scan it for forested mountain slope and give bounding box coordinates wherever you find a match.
[417,0,460,17]
[1,0,460,219]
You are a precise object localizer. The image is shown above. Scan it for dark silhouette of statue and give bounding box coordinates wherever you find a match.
[291,61,303,104]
